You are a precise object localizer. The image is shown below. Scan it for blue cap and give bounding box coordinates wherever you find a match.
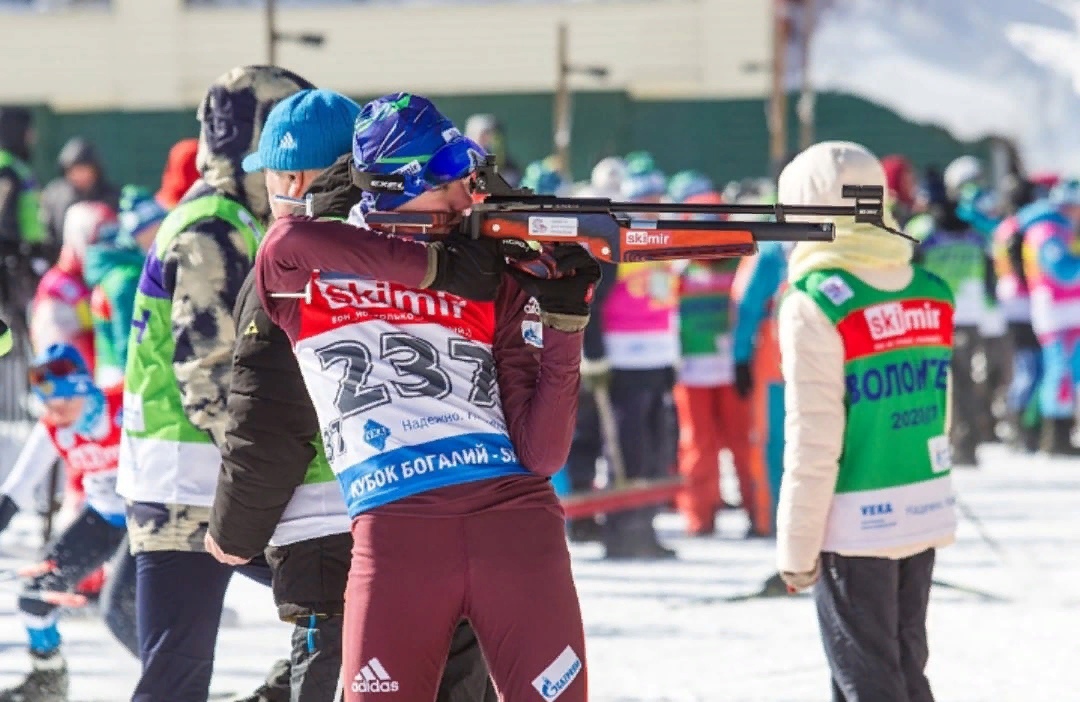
[242,89,362,173]
[621,150,667,199]
[29,343,94,403]
[352,93,486,214]
[118,186,168,240]
[520,156,567,195]
[668,170,714,203]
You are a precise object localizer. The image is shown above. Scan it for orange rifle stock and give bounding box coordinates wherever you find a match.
[360,155,911,263]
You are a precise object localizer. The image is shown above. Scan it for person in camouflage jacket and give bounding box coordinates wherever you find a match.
[116,65,314,702]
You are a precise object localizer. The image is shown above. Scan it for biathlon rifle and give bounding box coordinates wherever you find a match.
[359,155,912,263]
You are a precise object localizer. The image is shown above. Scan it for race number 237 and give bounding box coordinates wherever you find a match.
[314,333,497,459]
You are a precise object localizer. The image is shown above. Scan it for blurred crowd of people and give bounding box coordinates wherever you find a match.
[5,103,1079,567]
[503,145,1080,561]
[0,86,1077,702]
[0,106,199,369]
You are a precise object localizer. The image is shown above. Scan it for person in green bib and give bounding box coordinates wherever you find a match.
[776,142,958,702]
[905,165,995,466]
[0,107,45,252]
[116,65,315,702]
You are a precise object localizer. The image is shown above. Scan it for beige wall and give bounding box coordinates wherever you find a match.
[0,0,769,110]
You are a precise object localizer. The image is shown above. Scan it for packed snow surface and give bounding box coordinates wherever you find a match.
[0,444,1077,701]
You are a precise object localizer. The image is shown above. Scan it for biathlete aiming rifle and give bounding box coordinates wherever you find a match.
[360,154,911,265]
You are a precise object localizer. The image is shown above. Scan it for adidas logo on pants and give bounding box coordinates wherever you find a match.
[352,658,400,693]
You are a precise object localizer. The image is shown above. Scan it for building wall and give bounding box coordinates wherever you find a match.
[3,1,987,190]
[0,0,770,110]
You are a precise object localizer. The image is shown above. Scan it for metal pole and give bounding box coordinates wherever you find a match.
[41,460,60,550]
[769,0,789,177]
[266,0,278,66]
[553,23,572,179]
[797,0,817,150]
[592,384,628,487]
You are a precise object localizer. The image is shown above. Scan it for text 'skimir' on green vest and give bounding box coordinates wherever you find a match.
[122,194,262,503]
[0,150,45,244]
[793,268,958,552]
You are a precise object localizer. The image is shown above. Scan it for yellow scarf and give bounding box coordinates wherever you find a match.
[787,216,912,283]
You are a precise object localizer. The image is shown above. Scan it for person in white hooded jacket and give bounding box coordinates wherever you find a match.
[775,142,958,702]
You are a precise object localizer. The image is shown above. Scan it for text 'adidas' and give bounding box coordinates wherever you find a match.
[351,657,399,694]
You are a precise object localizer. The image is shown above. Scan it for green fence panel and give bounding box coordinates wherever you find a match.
[18,91,990,194]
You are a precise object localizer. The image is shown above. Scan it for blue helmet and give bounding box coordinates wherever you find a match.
[28,343,94,403]
[520,156,567,196]
[351,93,487,213]
[118,185,168,243]
[620,151,667,200]
[667,170,714,203]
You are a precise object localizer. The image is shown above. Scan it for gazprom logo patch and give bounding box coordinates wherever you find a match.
[532,646,582,701]
[363,420,391,451]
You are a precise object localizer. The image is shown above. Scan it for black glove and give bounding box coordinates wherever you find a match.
[734,361,753,398]
[425,235,537,302]
[0,494,18,535]
[508,245,602,332]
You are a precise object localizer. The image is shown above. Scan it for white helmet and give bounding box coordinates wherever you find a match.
[943,156,983,196]
[591,157,627,198]
[464,114,499,143]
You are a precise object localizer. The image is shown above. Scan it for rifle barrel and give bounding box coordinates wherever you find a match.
[475,199,879,219]
[624,218,834,242]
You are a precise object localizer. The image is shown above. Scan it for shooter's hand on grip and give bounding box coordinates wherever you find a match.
[508,244,602,333]
[425,233,537,302]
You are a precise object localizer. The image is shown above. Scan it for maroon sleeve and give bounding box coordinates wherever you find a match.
[255,216,430,340]
[493,279,583,476]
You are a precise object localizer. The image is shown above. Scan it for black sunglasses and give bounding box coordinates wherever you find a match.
[28,358,80,387]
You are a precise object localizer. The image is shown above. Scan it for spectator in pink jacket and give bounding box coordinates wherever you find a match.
[30,200,116,377]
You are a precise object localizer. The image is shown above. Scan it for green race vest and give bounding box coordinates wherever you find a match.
[120,194,262,504]
[271,433,346,546]
[793,267,958,552]
[0,150,45,244]
[678,258,740,355]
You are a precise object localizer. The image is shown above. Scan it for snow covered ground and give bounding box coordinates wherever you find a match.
[1,443,1078,701]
